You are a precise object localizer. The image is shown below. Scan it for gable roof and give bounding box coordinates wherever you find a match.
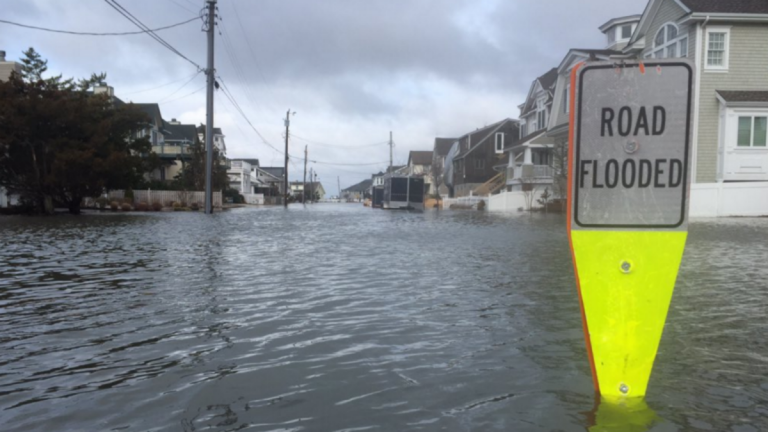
[260,167,285,178]
[557,48,623,73]
[408,151,433,166]
[133,103,162,126]
[679,0,768,13]
[433,138,456,157]
[454,118,517,160]
[343,179,372,192]
[163,122,198,144]
[196,125,224,136]
[521,68,559,116]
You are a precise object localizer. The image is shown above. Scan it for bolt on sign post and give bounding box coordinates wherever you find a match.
[567,59,694,399]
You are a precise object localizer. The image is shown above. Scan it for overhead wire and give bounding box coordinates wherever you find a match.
[157,71,204,102]
[0,17,199,36]
[119,72,201,95]
[104,0,202,71]
[158,84,206,104]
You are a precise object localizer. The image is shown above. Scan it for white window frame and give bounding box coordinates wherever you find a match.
[494,132,504,153]
[563,83,570,114]
[620,24,633,40]
[705,26,730,72]
[651,22,688,59]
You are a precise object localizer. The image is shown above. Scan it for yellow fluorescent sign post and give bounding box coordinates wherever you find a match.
[567,60,694,399]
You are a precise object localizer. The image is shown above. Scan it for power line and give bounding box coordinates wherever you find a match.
[158,84,206,104]
[217,75,391,167]
[289,133,389,149]
[0,17,199,36]
[104,0,202,70]
[167,0,198,14]
[157,71,203,102]
[119,72,201,95]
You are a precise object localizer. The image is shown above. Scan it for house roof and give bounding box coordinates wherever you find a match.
[343,179,372,192]
[521,68,559,116]
[680,0,768,13]
[260,167,285,178]
[454,119,517,160]
[504,129,546,152]
[134,103,162,125]
[239,158,260,167]
[196,125,224,136]
[408,151,433,166]
[717,90,768,102]
[434,138,456,157]
[163,122,198,144]
[557,48,623,72]
[599,14,642,32]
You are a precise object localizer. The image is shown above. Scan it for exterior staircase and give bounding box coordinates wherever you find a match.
[473,172,506,196]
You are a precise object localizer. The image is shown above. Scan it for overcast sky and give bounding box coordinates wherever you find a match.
[2,0,641,193]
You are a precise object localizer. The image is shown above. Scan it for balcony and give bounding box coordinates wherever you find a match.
[507,164,554,182]
[152,145,192,158]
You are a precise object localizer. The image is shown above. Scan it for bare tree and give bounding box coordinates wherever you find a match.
[430,156,444,209]
[520,177,538,213]
[550,139,568,212]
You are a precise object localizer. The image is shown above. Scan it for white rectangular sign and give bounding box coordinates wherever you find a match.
[572,60,694,229]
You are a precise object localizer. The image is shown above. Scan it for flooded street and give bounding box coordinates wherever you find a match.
[1,205,767,431]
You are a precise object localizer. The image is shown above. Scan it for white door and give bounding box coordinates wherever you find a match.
[723,109,768,181]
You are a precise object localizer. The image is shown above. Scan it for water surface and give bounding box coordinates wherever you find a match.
[0,205,766,431]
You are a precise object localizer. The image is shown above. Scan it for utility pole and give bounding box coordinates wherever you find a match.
[303,145,308,205]
[204,0,217,214]
[284,109,290,208]
[389,131,393,177]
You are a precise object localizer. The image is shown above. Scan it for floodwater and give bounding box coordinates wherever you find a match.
[0,205,766,431]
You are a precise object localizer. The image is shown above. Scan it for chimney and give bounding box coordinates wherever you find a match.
[93,82,114,98]
[169,118,180,125]
[0,51,5,61]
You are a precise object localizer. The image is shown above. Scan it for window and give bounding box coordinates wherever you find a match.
[537,109,547,130]
[706,28,730,70]
[494,133,504,153]
[621,24,632,39]
[737,116,768,147]
[563,84,570,114]
[651,23,687,59]
[151,130,158,146]
[474,159,485,169]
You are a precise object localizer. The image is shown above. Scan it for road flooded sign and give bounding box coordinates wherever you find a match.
[567,60,694,399]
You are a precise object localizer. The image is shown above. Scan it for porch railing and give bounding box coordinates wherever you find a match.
[507,164,554,180]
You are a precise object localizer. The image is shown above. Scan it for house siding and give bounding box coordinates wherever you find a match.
[697,24,768,182]
[641,0,687,57]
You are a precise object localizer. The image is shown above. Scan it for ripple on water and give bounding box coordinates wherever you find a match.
[0,207,766,431]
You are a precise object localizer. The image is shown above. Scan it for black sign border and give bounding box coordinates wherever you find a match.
[574,62,693,229]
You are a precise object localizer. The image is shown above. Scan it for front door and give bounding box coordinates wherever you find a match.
[723,109,768,181]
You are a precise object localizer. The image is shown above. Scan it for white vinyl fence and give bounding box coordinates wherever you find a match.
[108,190,222,208]
[443,196,487,209]
[242,193,265,205]
[487,190,546,213]
[690,182,768,217]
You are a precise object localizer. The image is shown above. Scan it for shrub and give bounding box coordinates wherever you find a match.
[180,202,188,208]
[95,197,109,209]
[120,203,132,211]
[190,202,200,211]
[172,202,181,209]
[124,188,135,204]
[151,201,163,211]
[135,202,149,211]
[477,200,486,211]
[110,201,119,211]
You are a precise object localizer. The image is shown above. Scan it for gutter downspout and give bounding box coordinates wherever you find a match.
[691,17,707,184]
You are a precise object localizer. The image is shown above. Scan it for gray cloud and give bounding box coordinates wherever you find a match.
[1,0,641,190]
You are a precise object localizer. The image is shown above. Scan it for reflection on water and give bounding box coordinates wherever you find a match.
[587,397,662,432]
[0,206,766,431]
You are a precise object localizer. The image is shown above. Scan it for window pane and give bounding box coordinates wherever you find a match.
[667,44,677,58]
[622,24,632,39]
[680,38,688,57]
[738,117,752,147]
[667,25,678,40]
[754,117,767,147]
[655,28,665,46]
[708,50,723,66]
[709,33,725,50]
[655,50,664,59]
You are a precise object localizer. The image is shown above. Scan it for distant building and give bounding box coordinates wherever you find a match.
[0,50,21,82]
[342,179,373,202]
